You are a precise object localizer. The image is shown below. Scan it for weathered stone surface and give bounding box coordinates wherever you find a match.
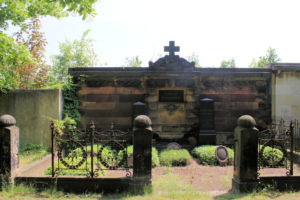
[232,115,258,192]
[146,79,170,87]
[133,115,152,131]
[132,115,153,193]
[199,98,215,130]
[0,114,16,127]
[69,42,271,141]
[132,102,146,121]
[167,142,181,150]
[237,115,256,128]
[215,146,229,166]
[0,124,19,178]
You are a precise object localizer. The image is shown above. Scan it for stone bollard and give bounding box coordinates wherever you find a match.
[130,115,153,194]
[0,114,19,189]
[232,115,258,192]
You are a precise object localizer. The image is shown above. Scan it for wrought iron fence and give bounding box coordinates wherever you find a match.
[257,119,294,177]
[293,120,300,152]
[51,121,132,178]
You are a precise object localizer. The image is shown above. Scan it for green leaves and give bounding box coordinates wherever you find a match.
[192,145,234,166]
[49,29,98,84]
[249,47,280,68]
[220,58,236,68]
[186,53,201,68]
[160,149,192,167]
[0,32,33,93]
[122,56,143,67]
[0,0,98,30]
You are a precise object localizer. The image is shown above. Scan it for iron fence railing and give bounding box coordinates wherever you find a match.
[51,121,131,178]
[258,119,294,177]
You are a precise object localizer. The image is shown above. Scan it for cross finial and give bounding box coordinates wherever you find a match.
[164,41,180,56]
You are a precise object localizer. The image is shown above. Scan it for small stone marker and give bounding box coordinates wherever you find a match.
[215,145,229,166]
[167,142,181,150]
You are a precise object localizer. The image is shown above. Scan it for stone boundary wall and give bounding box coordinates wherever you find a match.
[0,89,62,147]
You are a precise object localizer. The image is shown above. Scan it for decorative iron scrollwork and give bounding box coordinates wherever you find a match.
[52,121,131,178]
[97,141,127,170]
[257,119,294,177]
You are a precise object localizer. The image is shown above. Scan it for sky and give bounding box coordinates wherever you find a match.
[39,0,300,67]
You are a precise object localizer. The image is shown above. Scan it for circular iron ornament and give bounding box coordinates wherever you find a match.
[258,141,287,167]
[97,141,127,170]
[215,146,229,166]
[57,141,87,169]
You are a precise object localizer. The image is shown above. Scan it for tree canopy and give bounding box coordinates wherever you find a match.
[0,0,98,30]
[122,56,142,67]
[49,29,99,84]
[0,0,99,92]
[187,53,201,68]
[249,47,280,68]
[220,58,236,68]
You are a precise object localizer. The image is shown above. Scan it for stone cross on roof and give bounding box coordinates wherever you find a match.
[164,41,180,56]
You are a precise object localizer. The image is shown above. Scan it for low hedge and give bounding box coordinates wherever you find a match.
[126,145,160,167]
[259,145,284,166]
[192,145,234,166]
[159,149,192,167]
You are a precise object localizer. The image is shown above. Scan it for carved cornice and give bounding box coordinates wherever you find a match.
[149,55,195,72]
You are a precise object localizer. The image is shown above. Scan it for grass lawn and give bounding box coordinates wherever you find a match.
[19,143,49,168]
[2,169,300,200]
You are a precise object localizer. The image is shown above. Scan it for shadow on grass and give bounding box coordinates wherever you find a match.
[213,187,287,200]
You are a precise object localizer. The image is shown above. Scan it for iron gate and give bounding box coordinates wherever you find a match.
[50,121,132,178]
[257,120,294,177]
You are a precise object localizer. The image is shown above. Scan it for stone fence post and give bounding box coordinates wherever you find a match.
[0,114,19,188]
[131,115,153,194]
[232,115,258,192]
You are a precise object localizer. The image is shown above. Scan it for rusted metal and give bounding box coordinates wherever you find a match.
[90,121,95,178]
[50,120,55,177]
[51,121,131,178]
[290,121,294,176]
[258,119,294,177]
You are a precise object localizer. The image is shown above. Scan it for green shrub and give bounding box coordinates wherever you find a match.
[19,142,48,155]
[192,145,234,166]
[159,149,192,167]
[44,157,106,176]
[126,145,160,167]
[259,145,284,166]
[19,142,49,167]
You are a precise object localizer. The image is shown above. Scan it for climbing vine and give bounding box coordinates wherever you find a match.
[62,75,86,124]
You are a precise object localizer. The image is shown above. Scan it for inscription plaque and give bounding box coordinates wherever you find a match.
[159,90,184,102]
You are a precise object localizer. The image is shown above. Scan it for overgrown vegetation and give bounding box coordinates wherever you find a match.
[19,142,49,168]
[192,145,234,166]
[159,149,192,167]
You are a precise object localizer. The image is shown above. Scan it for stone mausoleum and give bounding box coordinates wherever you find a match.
[69,41,273,145]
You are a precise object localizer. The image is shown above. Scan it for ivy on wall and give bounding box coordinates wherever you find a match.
[62,75,86,124]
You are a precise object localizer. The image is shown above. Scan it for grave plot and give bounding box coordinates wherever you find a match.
[1,114,153,194]
[48,121,132,178]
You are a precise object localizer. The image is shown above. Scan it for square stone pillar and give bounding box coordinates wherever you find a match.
[0,115,19,188]
[130,115,153,194]
[232,115,258,192]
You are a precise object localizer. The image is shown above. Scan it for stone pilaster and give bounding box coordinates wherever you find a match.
[0,114,19,188]
[232,115,258,192]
